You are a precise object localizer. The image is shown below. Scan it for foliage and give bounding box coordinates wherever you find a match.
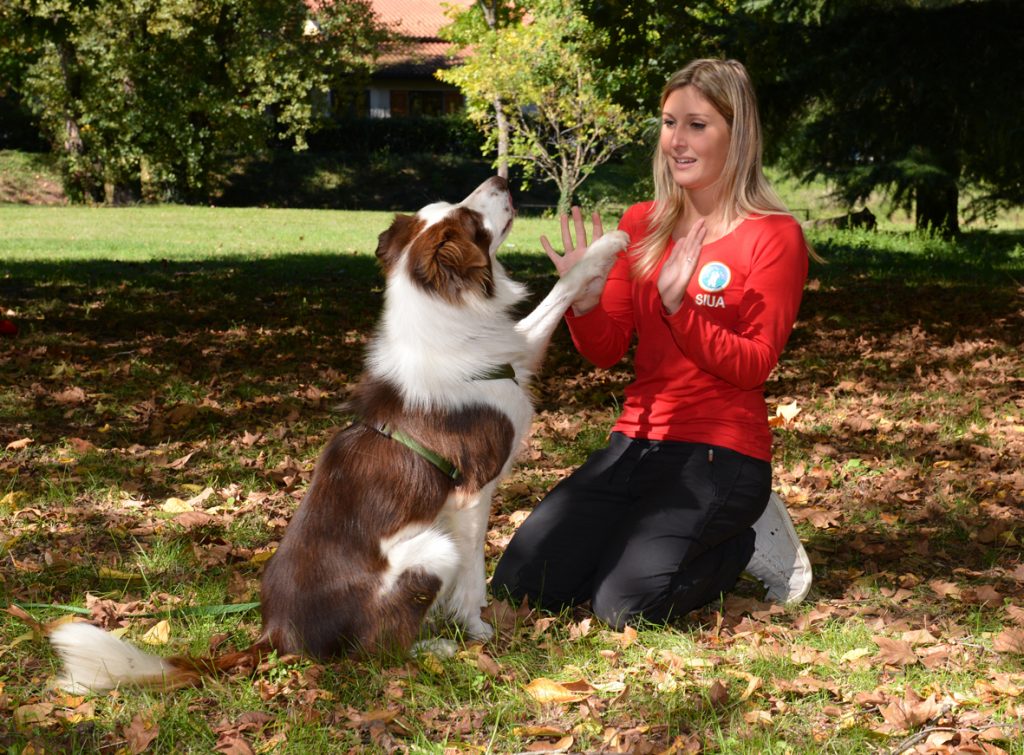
[306,114,484,156]
[751,0,1024,236]
[439,0,639,214]
[580,0,1024,237]
[0,0,388,203]
[1,209,1023,751]
[579,0,739,111]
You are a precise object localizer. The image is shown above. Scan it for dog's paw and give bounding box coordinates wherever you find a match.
[565,230,629,286]
[412,637,458,658]
[463,617,495,643]
[588,229,630,261]
[584,230,629,273]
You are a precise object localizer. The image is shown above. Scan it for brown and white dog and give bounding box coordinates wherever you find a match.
[49,177,628,692]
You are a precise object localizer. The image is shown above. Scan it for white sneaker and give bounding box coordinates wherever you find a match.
[746,491,812,604]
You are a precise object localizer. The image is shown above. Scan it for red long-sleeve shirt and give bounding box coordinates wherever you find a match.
[565,202,809,461]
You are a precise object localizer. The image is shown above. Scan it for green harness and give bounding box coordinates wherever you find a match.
[368,363,518,483]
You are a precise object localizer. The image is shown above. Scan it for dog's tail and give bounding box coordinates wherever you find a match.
[49,622,270,693]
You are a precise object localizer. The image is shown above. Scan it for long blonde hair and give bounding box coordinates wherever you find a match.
[632,59,793,277]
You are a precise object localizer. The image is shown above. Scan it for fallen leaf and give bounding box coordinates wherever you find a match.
[839,647,873,664]
[929,579,962,599]
[901,629,939,645]
[878,689,941,732]
[173,511,216,529]
[873,636,919,666]
[1005,604,1024,625]
[524,678,591,704]
[776,400,801,422]
[52,387,87,405]
[611,625,638,648]
[525,735,573,753]
[124,713,160,753]
[5,604,45,634]
[1,491,29,509]
[708,679,729,707]
[568,617,593,640]
[743,709,772,725]
[476,651,501,677]
[141,619,171,645]
[515,725,567,737]
[5,438,32,451]
[68,437,95,453]
[805,508,841,529]
[162,497,194,514]
[993,628,1024,654]
[164,450,198,470]
[15,702,55,728]
[98,566,144,582]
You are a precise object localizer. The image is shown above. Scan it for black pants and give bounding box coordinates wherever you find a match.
[492,433,771,630]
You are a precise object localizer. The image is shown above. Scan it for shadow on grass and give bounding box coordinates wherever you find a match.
[1,235,1022,603]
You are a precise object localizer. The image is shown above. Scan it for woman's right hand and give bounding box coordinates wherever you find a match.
[657,218,707,315]
[540,206,606,313]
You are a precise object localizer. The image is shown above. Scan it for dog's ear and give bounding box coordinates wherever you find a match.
[410,211,494,303]
[375,214,422,272]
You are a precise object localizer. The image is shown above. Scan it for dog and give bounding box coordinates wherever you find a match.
[48,176,628,692]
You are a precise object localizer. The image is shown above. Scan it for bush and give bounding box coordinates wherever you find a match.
[0,95,47,152]
[306,115,485,157]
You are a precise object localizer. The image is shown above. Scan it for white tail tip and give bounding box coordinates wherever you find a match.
[50,622,174,693]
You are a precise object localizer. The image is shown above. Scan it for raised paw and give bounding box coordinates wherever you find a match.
[569,230,629,283]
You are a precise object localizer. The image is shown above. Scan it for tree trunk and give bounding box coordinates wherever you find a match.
[493,97,509,179]
[556,181,573,217]
[56,40,95,202]
[478,1,508,179]
[915,181,959,237]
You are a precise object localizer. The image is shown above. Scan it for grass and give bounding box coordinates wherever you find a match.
[0,203,580,262]
[1,196,1024,752]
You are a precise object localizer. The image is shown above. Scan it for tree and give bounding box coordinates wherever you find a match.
[438,0,638,214]
[440,1,527,179]
[764,0,1024,235]
[0,0,388,203]
[581,0,1024,236]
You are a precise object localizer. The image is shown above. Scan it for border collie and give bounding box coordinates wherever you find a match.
[49,176,628,692]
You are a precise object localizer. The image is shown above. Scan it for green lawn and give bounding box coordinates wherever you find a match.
[1,205,1023,753]
[0,204,572,261]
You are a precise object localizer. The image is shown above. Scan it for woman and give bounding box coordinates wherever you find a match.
[491,59,813,630]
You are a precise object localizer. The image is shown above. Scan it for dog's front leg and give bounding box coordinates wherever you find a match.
[515,230,629,372]
[441,482,497,642]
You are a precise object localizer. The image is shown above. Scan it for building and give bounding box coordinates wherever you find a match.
[368,0,473,118]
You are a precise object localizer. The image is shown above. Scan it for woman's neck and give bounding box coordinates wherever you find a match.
[675,190,739,243]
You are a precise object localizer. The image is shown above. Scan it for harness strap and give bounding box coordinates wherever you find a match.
[372,422,461,482]
[361,362,516,483]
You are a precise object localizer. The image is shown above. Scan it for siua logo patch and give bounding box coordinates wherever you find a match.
[695,262,730,308]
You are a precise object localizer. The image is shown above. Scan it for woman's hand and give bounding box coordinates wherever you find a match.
[540,206,607,314]
[657,218,707,315]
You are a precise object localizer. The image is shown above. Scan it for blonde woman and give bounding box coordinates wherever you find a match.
[493,59,813,629]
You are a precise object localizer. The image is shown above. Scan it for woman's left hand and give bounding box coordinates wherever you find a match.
[657,218,707,315]
[541,206,607,314]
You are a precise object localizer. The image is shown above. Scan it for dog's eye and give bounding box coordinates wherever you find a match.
[414,593,433,604]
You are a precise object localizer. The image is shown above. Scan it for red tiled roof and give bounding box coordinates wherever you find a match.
[372,0,473,39]
[373,0,474,77]
[376,40,460,76]
[306,0,474,78]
